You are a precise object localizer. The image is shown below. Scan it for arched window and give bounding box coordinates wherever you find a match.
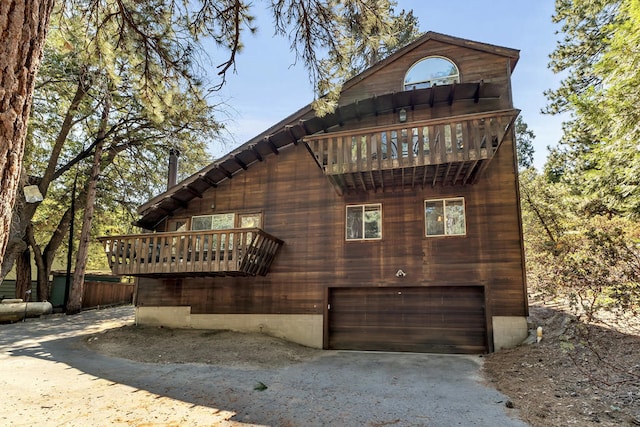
[403,56,460,90]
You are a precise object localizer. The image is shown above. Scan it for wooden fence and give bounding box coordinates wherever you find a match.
[82,280,134,310]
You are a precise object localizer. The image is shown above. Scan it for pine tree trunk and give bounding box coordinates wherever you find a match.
[66,99,109,314]
[0,0,55,264]
[26,223,50,301]
[15,245,30,300]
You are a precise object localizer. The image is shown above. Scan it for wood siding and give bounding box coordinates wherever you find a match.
[137,125,526,319]
[338,40,513,106]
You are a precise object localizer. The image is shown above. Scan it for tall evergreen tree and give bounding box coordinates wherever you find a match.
[545,0,640,217]
[0,0,401,280]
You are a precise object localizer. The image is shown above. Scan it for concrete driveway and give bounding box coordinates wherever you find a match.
[0,306,528,426]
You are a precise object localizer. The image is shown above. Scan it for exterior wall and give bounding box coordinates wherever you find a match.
[137,129,526,318]
[135,37,527,352]
[136,306,323,348]
[339,39,512,106]
[492,316,529,350]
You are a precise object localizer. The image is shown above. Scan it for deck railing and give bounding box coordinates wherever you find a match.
[98,228,283,277]
[305,109,518,176]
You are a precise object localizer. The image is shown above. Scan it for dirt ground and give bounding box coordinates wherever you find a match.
[483,302,640,427]
[86,302,640,427]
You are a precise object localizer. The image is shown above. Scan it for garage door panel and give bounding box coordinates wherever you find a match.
[331,311,484,327]
[328,286,487,354]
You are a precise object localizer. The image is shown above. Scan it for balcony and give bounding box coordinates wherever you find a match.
[304,109,519,194]
[98,228,283,278]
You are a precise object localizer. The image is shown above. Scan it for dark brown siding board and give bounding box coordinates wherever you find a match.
[327,286,487,353]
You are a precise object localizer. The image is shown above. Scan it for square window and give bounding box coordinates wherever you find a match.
[346,204,382,241]
[425,198,466,237]
[239,213,262,228]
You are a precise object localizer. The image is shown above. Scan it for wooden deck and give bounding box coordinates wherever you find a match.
[305,109,518,193]
[98,228,283,278]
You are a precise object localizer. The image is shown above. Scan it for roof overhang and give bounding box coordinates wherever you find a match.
[135,82,505,229]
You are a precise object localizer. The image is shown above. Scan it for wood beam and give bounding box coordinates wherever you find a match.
[473,81,483,104]
[335,107,344,127]
[285,125,299,145]
[409,87,416,110]
[463,160,479,184]
[432,164,440,187]
[344,171,357,191]
[251,145,263,162]
[319,118,329,133]
[421,165,429,189]
[298,120,310,136]
[264,136,279,155]
[183,184,203,198]
[452,162,465,185]
[411,165,417,189]
[448,83,457,106]
[368,170,376,192]
[443,162,453,185]
[327,174,344,196]
[169,195,188,209]
[154,204,172,214]
[429,86,435,108]
[472,158,493,184]
[357,171,367,192]
[232,156,248,170]
[218,165,233,179]
[390,168,396,192]
[199,173,218,188]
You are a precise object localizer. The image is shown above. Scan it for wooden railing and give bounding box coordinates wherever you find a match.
[305,109,518,187]
[98,228,283,277]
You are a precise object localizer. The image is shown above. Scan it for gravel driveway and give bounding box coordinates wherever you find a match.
[0,306,527,426]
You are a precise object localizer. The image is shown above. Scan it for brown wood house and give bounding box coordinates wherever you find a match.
[100,32,529,353]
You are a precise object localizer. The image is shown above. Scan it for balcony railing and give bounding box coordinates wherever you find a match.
[98,228,283,278]
[304,109,518,193]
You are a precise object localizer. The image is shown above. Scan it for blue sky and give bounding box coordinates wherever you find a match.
[210,1,567,170]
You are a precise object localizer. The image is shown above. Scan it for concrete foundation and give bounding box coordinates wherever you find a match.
[136,307,529,352]
[136,306,323,348]
[492,316,528,351]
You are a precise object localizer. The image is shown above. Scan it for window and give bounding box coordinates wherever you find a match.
[191,213,235,231]
[239,213,262,228]
[191,212,262,231]
[404,56,460,91]
[425,198,466,237]
[346,204,382,241]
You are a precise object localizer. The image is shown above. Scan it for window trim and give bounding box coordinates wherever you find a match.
[345,203,383,241]
[424,197,467,237]
[403,55,460,91]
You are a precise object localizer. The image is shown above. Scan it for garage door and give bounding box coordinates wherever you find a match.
[327,286,487,354]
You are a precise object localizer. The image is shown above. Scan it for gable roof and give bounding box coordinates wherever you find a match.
[340,31,519,93]
[134,32,518,230]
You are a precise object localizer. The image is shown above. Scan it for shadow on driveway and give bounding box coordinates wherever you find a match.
[0,306,528,427]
